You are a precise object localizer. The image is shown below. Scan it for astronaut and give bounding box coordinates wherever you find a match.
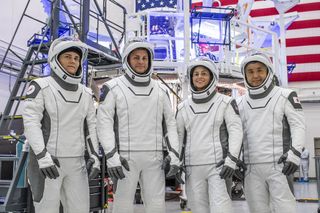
[97,38,180,213]
[23,36,100,213]
[237,53,305,213]
[300,147,310,182]
[175,57,243,213]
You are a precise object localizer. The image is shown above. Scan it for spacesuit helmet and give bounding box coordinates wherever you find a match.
[122,38,154,84]
[241,53,274,96]
[187,56,219,102]
[48,36,88,85]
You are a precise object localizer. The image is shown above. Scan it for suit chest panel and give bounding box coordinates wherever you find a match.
[115,81,162,128]
[43,83,88,126]
[186,96,226,130]
[241,92,286,139]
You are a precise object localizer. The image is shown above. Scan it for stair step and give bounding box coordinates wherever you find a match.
[24,58,47,65]
[2,115,23,120]
[10,96,26,101]
[0,155,19,161]
[19,76,38,82]
[0,134,24,140]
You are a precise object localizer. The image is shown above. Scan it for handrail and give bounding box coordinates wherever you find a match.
[109,0,127,44]
[0,0,31,72]
[93,0,121,58]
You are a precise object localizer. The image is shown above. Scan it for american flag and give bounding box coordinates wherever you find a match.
[192,0,320,82]
[136,0,177,12]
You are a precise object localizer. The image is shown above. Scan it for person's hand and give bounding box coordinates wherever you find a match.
[107,166,126,179]
[166,165,185,184]
[233,159,247,180]
[107,156,130,180]
[236,159,247,172]
[278,152,299,175]
[166,165,179,177]
[161,155,171,170]
[216,159,235,179]
[219,165,235,179]
[86,155,100,180]
[37,152,60,179]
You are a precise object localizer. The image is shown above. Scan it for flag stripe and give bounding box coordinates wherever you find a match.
[288,72,320,81]
[287,54,320,64]
[286,36,320,47]
[251,0,320,10]
[288,19,320,30]
[250,8,278,17]
[287,27,320,39]
[290,63,320,73]
[212,0,237,6]
[251,10,320,22]
[191,2,202,9]
[287,45,320,56]
[293,11,320,21]
[250,2,320,17]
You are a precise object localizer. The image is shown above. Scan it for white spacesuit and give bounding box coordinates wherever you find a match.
[97,39,180,213]
[300,147,310,182]
[23,36,100,213]
[176,57,243,213]
[237,53,305,213]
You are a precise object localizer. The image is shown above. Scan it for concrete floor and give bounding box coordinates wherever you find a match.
[106,181,319,213]
[128,201,319,213]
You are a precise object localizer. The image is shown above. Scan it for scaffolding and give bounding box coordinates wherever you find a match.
[0,0,126,212]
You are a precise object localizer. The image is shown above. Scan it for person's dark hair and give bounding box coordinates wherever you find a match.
[58,47,82,60]
[244,60,268,71]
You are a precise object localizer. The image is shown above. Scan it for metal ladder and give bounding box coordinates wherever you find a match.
[0,42,50,137]
[0,1,58,211]
[0,0,47,136]
[0,41,49,211]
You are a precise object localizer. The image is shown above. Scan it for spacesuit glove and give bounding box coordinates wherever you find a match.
[282,161,299,176]
[37,152,60,179]
[107,156,130,180]
[219,165,235,179]
[161,155,171,170]
[107,166,125,180]
[216,156,236,179]
[86,155,100,180]
[278,150,300,176]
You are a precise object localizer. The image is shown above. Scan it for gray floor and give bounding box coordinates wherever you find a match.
[107,181,319,213]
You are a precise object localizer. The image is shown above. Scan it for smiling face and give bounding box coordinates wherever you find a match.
[192,66,212,91]
[244,61,268,87]
[128,48,149,74]
[58,51,81,75]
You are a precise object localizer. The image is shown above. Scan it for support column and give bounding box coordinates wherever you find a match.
[80,0,90,86]
[51,0,61,40]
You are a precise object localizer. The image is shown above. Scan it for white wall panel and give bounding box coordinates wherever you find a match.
[301,102,320,178]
